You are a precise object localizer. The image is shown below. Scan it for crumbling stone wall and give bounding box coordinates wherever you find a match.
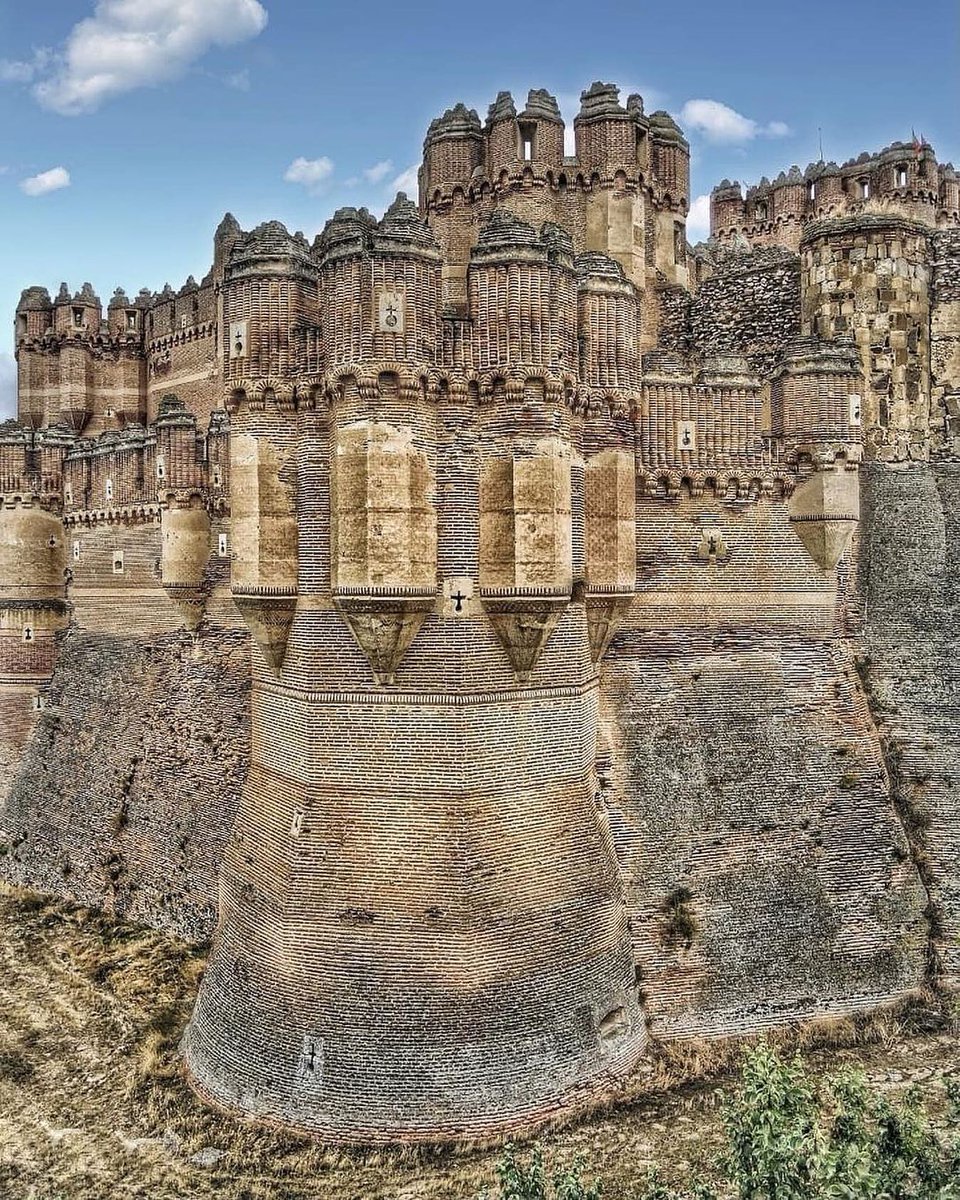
[689,248,801,377]
[0,624,250,941]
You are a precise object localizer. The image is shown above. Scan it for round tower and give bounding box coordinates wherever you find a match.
[185,196,645,1144]
[422,102,483,204]
[574,82,638,178]
[709,181,745,242]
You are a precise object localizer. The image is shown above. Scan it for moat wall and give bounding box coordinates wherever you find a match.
[0,623,250,941]
[3,468,959,1033]
[858,463,960,983]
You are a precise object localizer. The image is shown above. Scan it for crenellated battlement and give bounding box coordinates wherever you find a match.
[711,139,960,254]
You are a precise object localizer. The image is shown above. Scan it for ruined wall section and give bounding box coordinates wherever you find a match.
[688,246,801,378]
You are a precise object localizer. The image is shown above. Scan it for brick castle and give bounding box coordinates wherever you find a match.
[1,81,959,1143]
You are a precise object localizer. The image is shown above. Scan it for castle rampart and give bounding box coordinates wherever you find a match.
[1,85,959,1145]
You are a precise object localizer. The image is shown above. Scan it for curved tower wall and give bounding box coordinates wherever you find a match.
[185,203,645,1143]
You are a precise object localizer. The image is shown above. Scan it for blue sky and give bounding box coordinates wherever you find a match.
[1,0,957,416]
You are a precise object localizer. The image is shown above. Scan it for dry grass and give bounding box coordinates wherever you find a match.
[0,883,958,1199]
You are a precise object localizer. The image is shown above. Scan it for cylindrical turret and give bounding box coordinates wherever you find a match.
[517,88,565,166]
[422,102,483,202]
[160,498,211,629]
[574,82,639,178]
[53,282,100,337]
[576,252,640,392]
[469,209,577,374]
[15,286,52,342]
[648,110,689,208]
[710,181,745,241]
[486,90,520,179]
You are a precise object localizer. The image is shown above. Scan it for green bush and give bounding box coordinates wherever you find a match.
[485,1046,960,1199]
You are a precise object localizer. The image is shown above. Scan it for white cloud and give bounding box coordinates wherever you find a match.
[284,156,334,193]
[390,163,419,196]
[0,354,17,420]
[686,193,711,242]
[363,159,393,184]
[20,166,71,196]
[24,0,267,116]
[679,99,789,144]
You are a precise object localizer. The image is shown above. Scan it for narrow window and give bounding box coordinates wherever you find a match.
[218,533,228,557]
[22,626,34,643]
[519,121,536,161]
[808,180,816,201]
[156,457,166,481]
[896,165,908,188]
[105,479,114,502]
[180,314,188,329]
[673,223,686,264]
[112,551,124,574]
[212,464,223,487]
[17,314,27,338]
[73,540,81,561]
[126,311,137,330]
[860,178,870,200]
[755,200,768,222]
[72,307,84,327]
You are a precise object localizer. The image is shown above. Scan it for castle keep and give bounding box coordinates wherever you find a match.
[2,82,960,1143]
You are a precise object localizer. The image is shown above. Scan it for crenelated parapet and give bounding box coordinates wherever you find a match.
[421,82,691,306]
[711,140,960,254]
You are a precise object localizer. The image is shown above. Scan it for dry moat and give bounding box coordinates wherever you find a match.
[2,883,959,1200]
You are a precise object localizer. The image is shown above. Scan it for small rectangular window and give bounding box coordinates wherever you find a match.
[518,121,536,161]
[218,533,228,557]
[896,167,908,187]
[112,551,124,574]
[126,311,137,329]
[73,307,84,327]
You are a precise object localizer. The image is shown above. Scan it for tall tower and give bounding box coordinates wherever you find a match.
[185,199,645,1142]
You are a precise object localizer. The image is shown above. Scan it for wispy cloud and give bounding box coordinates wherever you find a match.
[679,99,790,144]
[0,353,17,419]
[686,194,711,242]
[20,166,71,196]
[284,156,334,193]
[390,163,418,196]
[4,0,268,116]
[363,159,393,184]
